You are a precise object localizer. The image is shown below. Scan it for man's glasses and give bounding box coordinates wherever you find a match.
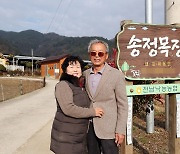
[90,51,106,57]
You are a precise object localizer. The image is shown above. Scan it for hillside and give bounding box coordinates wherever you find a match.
[0,30,115,59]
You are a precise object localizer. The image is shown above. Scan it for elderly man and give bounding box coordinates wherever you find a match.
[83,39,128,154]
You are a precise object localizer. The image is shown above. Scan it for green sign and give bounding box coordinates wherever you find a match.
[126,83,180,96]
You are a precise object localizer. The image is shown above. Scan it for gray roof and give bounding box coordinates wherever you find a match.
[40,54,69,63]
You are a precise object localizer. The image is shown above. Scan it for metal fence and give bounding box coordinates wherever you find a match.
[0,77,45,102]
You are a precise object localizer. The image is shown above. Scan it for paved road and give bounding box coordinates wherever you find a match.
[0,78,58,154]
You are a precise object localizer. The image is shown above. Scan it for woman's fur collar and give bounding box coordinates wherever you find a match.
[60,73,84,87]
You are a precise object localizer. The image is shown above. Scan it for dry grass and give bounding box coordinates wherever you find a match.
[0,77,44,102]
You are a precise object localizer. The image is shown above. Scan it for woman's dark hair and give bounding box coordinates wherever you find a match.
[61,55,85,73]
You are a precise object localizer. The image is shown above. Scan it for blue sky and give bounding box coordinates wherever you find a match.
[0,0,165,39]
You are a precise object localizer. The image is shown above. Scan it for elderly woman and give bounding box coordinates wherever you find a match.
[50,55,104,154]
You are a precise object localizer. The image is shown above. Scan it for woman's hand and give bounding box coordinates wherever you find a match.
[94,108,104,117]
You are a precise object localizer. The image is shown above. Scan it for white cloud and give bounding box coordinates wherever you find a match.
[0,0,165,39]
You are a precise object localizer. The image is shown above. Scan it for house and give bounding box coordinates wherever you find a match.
[0,53,8,67]
[40,54,69,79]
[3,54,45,72]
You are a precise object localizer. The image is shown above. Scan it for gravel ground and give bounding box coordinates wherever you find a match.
[133,103,168,154]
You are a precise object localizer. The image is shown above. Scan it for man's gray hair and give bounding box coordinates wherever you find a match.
[88,39,109,53]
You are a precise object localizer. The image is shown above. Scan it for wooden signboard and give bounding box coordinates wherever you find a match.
[116,23,180,80]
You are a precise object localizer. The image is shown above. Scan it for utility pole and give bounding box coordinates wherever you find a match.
[165,0,180,24]
[145,0,153,23]
[145,0,154,134]
[31,49,33,76]
[12,56,15,71]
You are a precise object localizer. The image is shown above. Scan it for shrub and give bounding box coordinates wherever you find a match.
[0,64,6,72]
[7,69,24,76]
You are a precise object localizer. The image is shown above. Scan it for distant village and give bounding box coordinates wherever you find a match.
[0,52,96,79]
[0,52,67,78]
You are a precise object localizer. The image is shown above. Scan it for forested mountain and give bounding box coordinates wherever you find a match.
[0,30,116,59]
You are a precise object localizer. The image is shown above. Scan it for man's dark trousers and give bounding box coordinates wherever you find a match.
[87,122,119,154]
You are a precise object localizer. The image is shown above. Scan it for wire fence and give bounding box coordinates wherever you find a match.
[0,77,45,102]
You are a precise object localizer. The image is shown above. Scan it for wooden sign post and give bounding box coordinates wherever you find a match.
[120,81,133,154]
[116,21,180,154]
[169,81,180,154]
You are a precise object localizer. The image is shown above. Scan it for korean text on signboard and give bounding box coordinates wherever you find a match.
[126,84,180,96]
[117,23,180,80]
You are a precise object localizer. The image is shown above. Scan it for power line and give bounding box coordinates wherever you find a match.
[46,0,63,33]
[55,0,73,33]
